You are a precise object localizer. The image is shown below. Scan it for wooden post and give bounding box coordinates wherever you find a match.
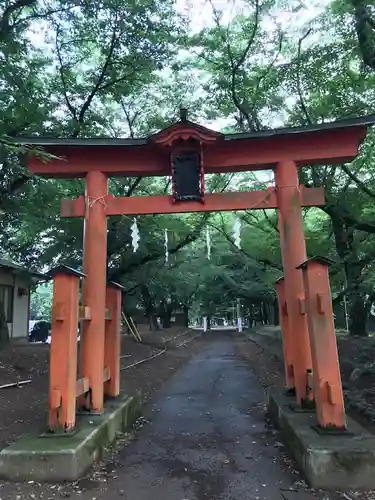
[275,277,294,390]
[80,170,108,412]
[49,266,85,431]
[275,160,313,406]
[104,282,123,398]
[298,257,346,429]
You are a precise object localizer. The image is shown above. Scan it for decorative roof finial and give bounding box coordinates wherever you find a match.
[179,107,188,122]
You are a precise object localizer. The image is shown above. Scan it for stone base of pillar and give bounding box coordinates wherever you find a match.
[0,395,142,482]
[268,390,375,490]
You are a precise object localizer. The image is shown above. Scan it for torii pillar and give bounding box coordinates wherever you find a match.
[275,160,313,406]
[80,171,108,412]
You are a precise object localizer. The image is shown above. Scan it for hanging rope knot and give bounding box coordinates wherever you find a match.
[85,194,108,219]
[265,186,275,201]
[274,184,301,190]
[247,186,275,211]
[88,195,108,209]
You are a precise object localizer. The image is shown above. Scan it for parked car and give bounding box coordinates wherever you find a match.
[29,321,81,344]
[29,321,51,343]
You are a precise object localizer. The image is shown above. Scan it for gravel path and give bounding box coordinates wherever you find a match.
[63,333,332,499]
[0,331,360,499]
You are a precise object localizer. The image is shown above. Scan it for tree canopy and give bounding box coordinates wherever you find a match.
[2,0,375,338]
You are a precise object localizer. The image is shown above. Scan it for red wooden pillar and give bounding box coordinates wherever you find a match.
[80,170,108,412]
[49,266,84,431]
[104,282,123,398]
[275,160,313,406]
[275,277,294,389]
[298,257,346,429]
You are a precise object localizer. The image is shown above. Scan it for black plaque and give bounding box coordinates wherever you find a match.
[171,152,202,202]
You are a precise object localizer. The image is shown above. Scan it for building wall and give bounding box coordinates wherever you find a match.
[0,270,15,336]
[0,271,30,339]
[12,276,30,338]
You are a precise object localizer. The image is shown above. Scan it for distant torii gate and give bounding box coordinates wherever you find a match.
[21,113,374,432]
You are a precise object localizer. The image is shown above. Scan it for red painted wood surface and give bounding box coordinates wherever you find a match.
[26,127,366,178]
[79,170,108,413]
[275,278,294,389]
[104,285,121,398]
[49,273,80,431]
[301,259,346,429]
[151,120,221,146]
[60,187,325,218]
[276,160,313,406]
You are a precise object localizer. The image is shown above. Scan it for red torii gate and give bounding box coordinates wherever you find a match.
[20,113,374,432]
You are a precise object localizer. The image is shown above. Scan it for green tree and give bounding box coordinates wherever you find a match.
[189,0,375,335]
[30,282,53,320]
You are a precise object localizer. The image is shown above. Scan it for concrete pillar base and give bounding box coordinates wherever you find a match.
[267,390,375,490]
[0,394,142,482]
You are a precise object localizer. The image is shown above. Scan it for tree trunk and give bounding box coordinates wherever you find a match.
[149,315,159,331]
[258,302,263,324]
[141,286,159,331]
[159,299,172,329]
[249,302,254,326]
[207,315,211,330]
[348,292,369,336]
[330,209,368,337]
[346,260,369,336]
[272,298,279,326]
[262,301,271,325]
[182,305,189,327]
[161,311,171,328]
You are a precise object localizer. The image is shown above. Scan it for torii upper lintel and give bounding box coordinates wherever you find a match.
[16,114,375,178]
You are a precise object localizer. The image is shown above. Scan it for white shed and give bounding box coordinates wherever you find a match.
[0,259,44,339]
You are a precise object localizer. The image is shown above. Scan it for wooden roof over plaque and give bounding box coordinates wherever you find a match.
[150,108,222,148]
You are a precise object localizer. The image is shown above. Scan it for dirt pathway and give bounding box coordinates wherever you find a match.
[0,331,359,499]
[60,332,333,500]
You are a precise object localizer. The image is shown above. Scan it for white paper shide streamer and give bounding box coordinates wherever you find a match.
[130,218,140,253]
[203,316,208,332]
[164,229,169,264]
[233,217,241,249]
[206,226,211,260]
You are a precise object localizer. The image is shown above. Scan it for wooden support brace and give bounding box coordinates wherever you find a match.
[130,317,142,342]
[297,257,346,429]
[78,306,111,321]
[76,377,90,398]
[317,293,325,315]
[48,267,84,432]
[50,389,62,410]
[275,277,295,389]
[79,306,92,321]
[103,366,111,382]
[78,306,110,321]
[298,297,306,315]
[104,283,122,398]
[326,382,340,406]
[52,302,65,322]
